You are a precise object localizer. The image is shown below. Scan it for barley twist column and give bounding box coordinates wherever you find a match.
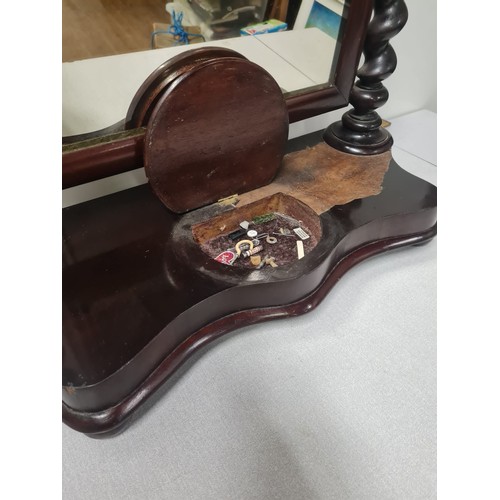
[324,0,408,155]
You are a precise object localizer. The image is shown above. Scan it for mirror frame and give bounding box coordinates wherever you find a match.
[62,0,373,188]
[286,0,372,122]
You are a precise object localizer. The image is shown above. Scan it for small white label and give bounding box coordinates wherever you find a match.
[293,227,309,240]
[240,220,250,230]
[296,240,304,259]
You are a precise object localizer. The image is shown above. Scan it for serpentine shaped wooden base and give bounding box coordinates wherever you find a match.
[62,131,436,437]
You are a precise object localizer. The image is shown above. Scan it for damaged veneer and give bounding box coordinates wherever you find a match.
[192,193,322,268]
[189,143,391,270]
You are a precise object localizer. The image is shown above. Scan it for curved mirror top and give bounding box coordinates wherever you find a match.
[62,0,352,136]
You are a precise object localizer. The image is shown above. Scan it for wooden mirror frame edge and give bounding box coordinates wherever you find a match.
[286,0,373,122]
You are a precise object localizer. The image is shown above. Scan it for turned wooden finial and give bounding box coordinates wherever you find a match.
[324,0,408,155]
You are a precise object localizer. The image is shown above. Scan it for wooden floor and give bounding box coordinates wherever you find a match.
[63,0,169,62]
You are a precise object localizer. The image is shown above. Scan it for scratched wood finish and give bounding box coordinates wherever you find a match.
[62,130,437,437]
[144,57,289,213]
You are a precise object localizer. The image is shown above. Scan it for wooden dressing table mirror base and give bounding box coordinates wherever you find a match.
[62,0,436,437]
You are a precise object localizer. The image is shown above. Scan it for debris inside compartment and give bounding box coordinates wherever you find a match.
[198,212,318,268]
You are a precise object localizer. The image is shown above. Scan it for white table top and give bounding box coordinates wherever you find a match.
[63,111,437,499]
[388,110,437,166]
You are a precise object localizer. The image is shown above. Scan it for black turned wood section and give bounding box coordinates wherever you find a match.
[62,1,374,188]
[324,0,409,155]
[62,130,437,437]
[143,57,288,213]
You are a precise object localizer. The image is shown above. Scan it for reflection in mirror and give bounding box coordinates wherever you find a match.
[62,0,349,137]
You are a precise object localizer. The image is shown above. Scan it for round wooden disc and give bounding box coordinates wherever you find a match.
[144,57,289,213]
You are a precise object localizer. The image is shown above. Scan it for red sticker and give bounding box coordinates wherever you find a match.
[214,250,237,265]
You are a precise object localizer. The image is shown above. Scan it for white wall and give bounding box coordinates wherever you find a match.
[385,0,437,117]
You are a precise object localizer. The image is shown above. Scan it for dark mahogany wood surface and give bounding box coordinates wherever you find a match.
[144,57,288,213]
[62,130,437,436]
